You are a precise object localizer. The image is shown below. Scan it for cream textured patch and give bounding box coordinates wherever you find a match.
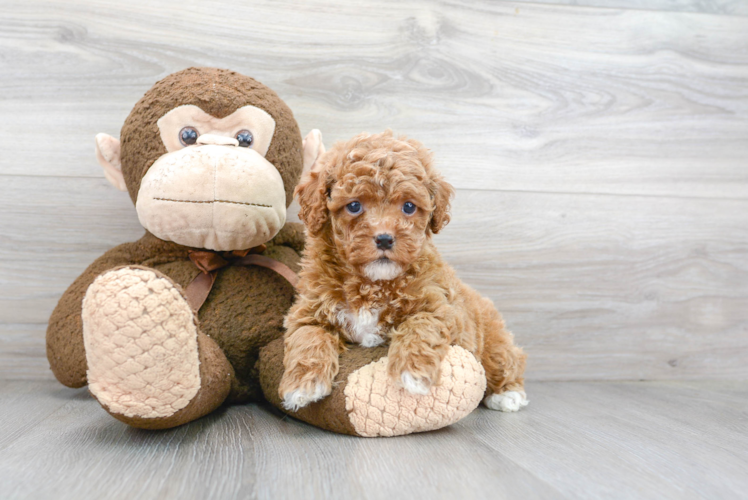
[135,145,287,251]
[157,104,276,157]
[344,346,487,437]
[82,267,201,419]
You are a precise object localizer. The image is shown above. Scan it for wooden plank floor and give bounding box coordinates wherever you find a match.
[0,380,746,500]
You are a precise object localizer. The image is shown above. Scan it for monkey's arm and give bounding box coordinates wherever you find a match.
[46,234,180,388]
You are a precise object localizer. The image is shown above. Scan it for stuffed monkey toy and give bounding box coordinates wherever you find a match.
[46,67,486,436]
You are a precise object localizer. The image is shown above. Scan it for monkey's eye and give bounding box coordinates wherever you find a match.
[402,201,417,215]
[179,127,199,146]
[346,201,363,215]
[236,130,254,148]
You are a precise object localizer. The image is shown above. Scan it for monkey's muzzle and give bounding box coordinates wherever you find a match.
[135,145,287,251]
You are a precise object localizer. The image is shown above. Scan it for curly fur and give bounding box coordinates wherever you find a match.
[279,130,527,409]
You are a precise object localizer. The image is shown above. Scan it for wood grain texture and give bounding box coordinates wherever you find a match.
[1,380,746,499]
[1,0,747,382]
[1,0,747,197]
[511,0,748,16]
[2,176,746,381]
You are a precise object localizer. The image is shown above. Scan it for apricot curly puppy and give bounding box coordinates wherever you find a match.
[279,130,528,413]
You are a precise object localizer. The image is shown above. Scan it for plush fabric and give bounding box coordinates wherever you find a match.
[47,229,300,403]
[136,146,287,250]
[46,68,486,436]
[119,68,303,207]
[259,341,486,437]
[344,345,486,437]
[46,68,307,425]
[157,105,276,156]
[83,266,203,419]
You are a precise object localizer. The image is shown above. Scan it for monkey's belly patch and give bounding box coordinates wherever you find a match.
[344,345,486,437]
[82,267,201,419]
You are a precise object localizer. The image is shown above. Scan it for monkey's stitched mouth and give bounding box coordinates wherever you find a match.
[153,197,272,208]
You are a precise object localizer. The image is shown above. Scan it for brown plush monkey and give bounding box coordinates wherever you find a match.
[46,68,485,435]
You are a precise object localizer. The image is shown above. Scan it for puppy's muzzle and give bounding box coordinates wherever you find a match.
[375,233,394,250]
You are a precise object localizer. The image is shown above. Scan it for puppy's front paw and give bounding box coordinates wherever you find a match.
[483,390,529,412]
[387,349,442,396]
[279,363,335,411]
[279,325,340,412]
[359,332,385,348]
[281,381,332,411]
[400,371,432,395]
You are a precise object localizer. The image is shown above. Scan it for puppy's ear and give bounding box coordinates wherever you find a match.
[405,135,454,234]
[428,172,455,234]
[294,160,330,237]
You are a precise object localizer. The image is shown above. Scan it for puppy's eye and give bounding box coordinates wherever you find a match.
[402,201,417,215]
[236,130,253,148]
[179,127,199,146]
[346,201,363,215]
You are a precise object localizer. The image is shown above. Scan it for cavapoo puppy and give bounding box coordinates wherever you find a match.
[279,130,528,413]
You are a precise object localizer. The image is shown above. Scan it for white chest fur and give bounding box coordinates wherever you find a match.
[336,307,385,347]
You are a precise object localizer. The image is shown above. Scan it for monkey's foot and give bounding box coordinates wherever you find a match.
[260,342,486,437]
[82,266,232,429]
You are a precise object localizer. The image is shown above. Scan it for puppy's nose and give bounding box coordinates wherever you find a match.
[375,233,394,250]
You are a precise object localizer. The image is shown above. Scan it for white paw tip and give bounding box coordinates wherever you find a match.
[281,383,330,412]
[360,333,385,348]
[401,371,431,395]
[484,391,529,412]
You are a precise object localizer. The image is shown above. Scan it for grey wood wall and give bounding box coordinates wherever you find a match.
[1,0,747,382]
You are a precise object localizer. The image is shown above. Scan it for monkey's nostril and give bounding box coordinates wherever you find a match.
[375,234,394,250]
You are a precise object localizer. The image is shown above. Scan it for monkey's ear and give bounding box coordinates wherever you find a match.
[95,133,127,192]
[302,129,326,175]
